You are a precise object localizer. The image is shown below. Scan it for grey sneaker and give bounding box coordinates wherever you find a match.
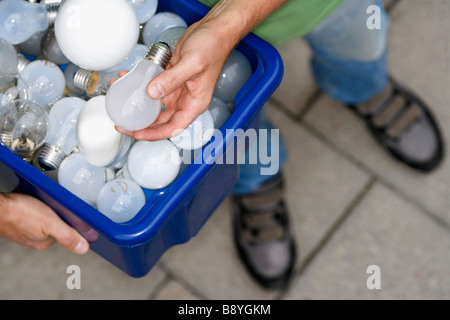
[231,173,296,289]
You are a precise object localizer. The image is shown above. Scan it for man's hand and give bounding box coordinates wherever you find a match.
[0,193,89,254]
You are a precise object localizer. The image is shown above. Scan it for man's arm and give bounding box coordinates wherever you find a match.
[115,0,288,141]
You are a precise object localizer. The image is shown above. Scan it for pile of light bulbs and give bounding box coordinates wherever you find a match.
[0,0,253,224]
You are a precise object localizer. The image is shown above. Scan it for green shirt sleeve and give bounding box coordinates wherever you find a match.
[197,0,345,48]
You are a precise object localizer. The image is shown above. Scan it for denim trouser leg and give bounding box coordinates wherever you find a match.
[233,0,390,195]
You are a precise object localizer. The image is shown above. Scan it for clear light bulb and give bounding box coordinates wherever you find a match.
[17,59,66,107]
[40,26,70,65]
[57,150,106,207]
[142,12,187,47]
[76,95,133,167]
[0,74,32,108]
[127,0,158,25]
[72,69,118,98]
[63,63,85,97]
[37,97,85,170]
[0,38,19,91]
[0,0,58,45]
[127,139,181,189]
[170,110,215,151]
[105,42,172,132]
[102,44,149,74]
[208,96,231,129]
[55,0,140,71]
[96,178,146,223]
[0,99,49,161]
[213,49,253,104]
[155,26,187,53]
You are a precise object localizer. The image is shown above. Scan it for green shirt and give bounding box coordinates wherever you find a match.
[198,0,345,47]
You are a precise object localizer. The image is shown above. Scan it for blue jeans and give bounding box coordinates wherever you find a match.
[233,0,391,195]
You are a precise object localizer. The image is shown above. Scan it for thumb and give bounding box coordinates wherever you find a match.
[48,221,90,255]
[147,56,200,100]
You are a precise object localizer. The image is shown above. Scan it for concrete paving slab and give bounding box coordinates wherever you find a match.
[284,183,450,300]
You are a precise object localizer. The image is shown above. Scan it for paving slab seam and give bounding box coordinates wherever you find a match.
[151,262,209,300]
[276,177,377,300]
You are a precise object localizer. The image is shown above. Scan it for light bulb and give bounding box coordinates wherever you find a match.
[142,12,187,47]
[37,97,85,170]
[105,42,172,131]
[40,26,70,65]
[72,69,118,98]
[0,74,32,107]
[0,99,49,161]
[102,44,149,74]
[55,0,140,71]
[213,49,253,104]
[17,30,45,57]
[63,63,85,96]
[96,178,146,223]
[155,26,187,53]
[17,59,66,107]
[0,38,18,91]
[0,0,58,45]
[177,147,200,178]
[127,139,180,189]
[209,96,231,129]
[57,150,106,207]
[170,110,215,151]
[76,95,133,167]
[127,0,158,25]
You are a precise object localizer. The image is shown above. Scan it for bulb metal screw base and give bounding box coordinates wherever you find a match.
[43,0,63,26]
[144,42,172,69]
[73,69,93,92]
[37,143,66,170]
[0,132,13,147]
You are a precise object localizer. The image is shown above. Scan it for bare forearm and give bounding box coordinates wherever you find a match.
[200,0,288,52]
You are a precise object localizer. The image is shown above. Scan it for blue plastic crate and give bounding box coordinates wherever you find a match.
[0,0,284,277]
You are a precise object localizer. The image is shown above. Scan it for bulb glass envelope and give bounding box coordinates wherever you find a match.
[0,0,284,278]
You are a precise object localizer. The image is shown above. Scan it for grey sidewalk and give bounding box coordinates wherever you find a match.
[1,0,450,300]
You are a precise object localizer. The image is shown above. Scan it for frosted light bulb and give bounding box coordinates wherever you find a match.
[17,30,45,57]
[177,147,200,178]
[127,0,158,25]
[106,135,134,170]
[156,26,187,53]
[37,97,85,170]
[127,139,180,189]
[142,12,187,47]
[76,95,132,167]
[57,151,106,207]
[55,0,140,71]
[0,38,18,90]
[103,44,149,74]
[72,69,118,98]
[0,0,51,45]
[17,59,65,107]
[0,99,49,161]
[105,42,172,131]
[170,110,215,151]
[213,49,253,104]
[209,96,231,129]
[96,178,146,223]
[40,26,70,65]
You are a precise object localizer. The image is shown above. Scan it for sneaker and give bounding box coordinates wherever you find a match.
[231,173,296,289]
